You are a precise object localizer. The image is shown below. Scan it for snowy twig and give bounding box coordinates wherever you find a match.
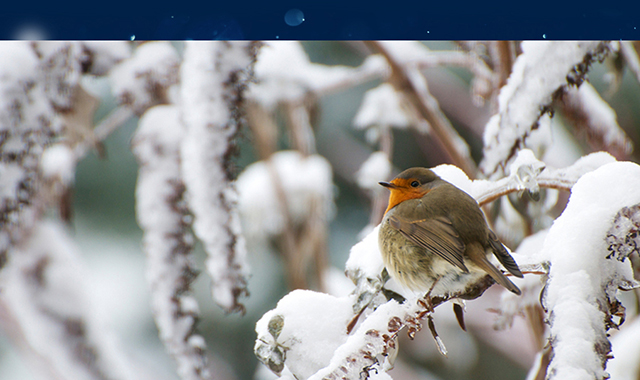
[559,82,632,160]
[471,151,617,206]
[179,41,260,313]
[0,221,136,380]
[0,42,63,269]
[109,41,180,116]
[413,50,493,83]
[248,41,387,111]
[132,105,211,380]
[481,41,612,178]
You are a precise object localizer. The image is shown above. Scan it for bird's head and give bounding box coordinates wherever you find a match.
[379,167,441,214]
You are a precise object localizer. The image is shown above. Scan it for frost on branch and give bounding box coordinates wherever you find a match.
[179,41,260,313]
[0,221,135,380]
[132,105,211,380]
[0,42,63,268]
[535,161,640,380]
[481,41,612,177]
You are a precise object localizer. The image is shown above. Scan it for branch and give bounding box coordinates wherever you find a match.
[132,105,212,380]
[0,221,137,380]
[537,161,640,379]
[480,41,612,178]
[179,41,260,313]
[364,41,477,178]
[558,81,632,160]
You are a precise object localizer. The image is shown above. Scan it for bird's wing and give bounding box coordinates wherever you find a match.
[487,229,523,278]
[388,214,468,273]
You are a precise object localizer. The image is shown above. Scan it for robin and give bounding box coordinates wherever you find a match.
[378,167,523,300]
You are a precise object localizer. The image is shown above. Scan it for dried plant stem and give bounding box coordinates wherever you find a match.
[265,160,305,289]
[490,41,516,90]
[370,127,393,225]
[246,101,279,160]
[73,106,134,160]
[364,41,477,178]
[284,100,316,156]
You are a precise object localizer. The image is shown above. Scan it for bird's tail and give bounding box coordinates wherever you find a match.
[488,229,524,278]
[467,243,522,295]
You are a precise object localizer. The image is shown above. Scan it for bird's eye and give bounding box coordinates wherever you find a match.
[410,181,420,187]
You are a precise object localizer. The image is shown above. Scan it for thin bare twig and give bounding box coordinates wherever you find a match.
[73,106,134,160]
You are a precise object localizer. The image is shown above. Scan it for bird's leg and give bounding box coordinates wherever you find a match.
[417,276,441,314]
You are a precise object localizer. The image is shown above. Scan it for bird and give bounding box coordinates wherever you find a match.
[378,167,523,301]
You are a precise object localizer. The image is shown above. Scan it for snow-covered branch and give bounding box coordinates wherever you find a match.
[0,42,63,269]
[179,41,260,313]
[255,146,640,380]
[0,221,136,380]
[535,161,640,379]
[133,105,211,380]
[481,41,612,178]
[109,41,179,116]
[559,81,632,160]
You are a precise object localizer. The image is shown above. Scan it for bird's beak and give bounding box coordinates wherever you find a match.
[379,181,397,189]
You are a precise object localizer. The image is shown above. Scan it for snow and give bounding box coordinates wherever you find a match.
[0,40,63,264]
[308,299,407,380]
[109,41,180,114]
[537,151,617,190]
[535,161,640,379]
[481,41,609,177]
[563,81,632,156]
[133,104,211,380]
[249,41,387,110]
[0,163,26,201]
[236,150,335,240]
[353,83,413,131]
[81,41,131,76]
[345,225,385,284]
[0,221,137,380]
[254,289,353,379]
[41,144,76,184]
[356,151,392,192]
[179,41,255,313]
